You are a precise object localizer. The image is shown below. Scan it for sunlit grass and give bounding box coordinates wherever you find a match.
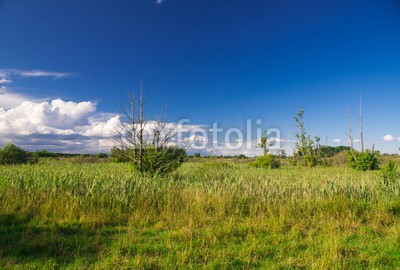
[1,160,400,269]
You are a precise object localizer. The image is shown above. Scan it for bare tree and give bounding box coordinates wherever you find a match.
[359,95,364,153]
[348,111,353,151]
[344,110,358,163]
[113,83,185,175]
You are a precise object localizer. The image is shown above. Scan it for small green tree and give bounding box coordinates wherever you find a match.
[258,130,272,156]
[293,107,308,157]
[293,107,318,167]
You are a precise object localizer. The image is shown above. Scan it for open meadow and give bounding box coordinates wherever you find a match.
[1,159,400,269]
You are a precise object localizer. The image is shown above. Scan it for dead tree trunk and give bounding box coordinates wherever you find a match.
[348,111,353,151]
[360,95,364,153]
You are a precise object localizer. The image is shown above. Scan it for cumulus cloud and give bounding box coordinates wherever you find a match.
[0,99,96,136]
[0,97,209,153]
[333,138,341,144]
[383,134,395,141]
[0,87,32,109]
[0,91,292,156]
[0,98,116,152]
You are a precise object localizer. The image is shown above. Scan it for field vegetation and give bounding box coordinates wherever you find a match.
[1,157,400,269]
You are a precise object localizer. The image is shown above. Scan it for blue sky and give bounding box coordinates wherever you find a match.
[0,0,400,154]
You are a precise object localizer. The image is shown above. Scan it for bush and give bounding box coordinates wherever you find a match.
[140,146,186,176]
[381,160,399,186]
[249,154,281,169]
[111,146,186,176]
[348,150,380,171]
[304,154,318,167]
[0,144,38,165]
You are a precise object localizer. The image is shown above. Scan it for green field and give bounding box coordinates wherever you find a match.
[1,159,400,269]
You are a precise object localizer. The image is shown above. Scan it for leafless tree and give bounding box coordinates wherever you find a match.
[348,111,353,151]
[359,95,364,153]
[113,83,183,175]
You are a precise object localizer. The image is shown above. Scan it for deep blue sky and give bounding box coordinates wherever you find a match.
[1,0,400,153]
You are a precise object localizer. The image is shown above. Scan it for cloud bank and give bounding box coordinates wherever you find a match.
[0,98,122,153]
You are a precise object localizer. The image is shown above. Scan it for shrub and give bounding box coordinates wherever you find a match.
[109,147,130,163]
[0,144,38,165]
[140,146,186,176]
[111,146,186,176]
[348,150,380,171]
[304,154,318,167]
[381,160,399,186]
[249,154,281,169]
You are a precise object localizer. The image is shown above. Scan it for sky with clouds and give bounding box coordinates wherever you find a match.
[1,0,400,155]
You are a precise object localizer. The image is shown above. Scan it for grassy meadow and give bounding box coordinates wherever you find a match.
[1,158,400,269]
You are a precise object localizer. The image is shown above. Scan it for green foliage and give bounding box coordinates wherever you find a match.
[36,150,58,158]
[347,150,380,171]
[96,153,108,158]
[304,154,318,167]
[109,147,130,163]
[249,154,281,169]
[381,160,399,186]
[0,144,38,165]
[111,146,186,176]
[139,146,186,176]
[293,107,320,167]
[258,130,272,155]
[193,152,201,158]
[319,146,351,158]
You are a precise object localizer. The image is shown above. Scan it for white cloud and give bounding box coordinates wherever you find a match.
[0,99,96,136]
[333,138,341,144]
[79,116,121,137]
[0,79,12,84]
[0,69,74,80]
[0,96,208,153]
[0,68,75,108]
[0,71,11,85]
[383,134,395,141]
[0,87,32,109]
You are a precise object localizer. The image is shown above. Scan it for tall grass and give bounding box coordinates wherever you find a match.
[1,160,400,268]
